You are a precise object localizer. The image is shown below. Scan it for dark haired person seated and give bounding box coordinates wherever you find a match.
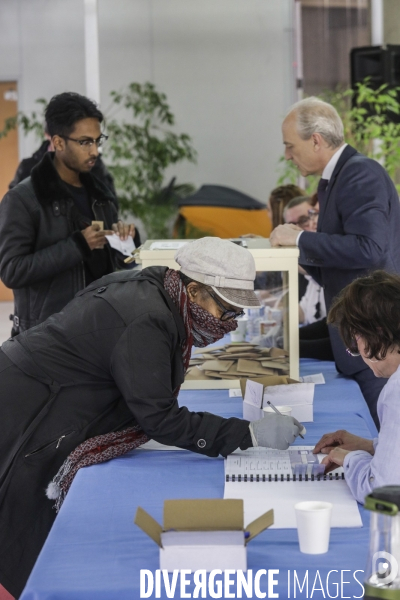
[0,91,140,337]
[314,271,400,503]
[0,237,303,598]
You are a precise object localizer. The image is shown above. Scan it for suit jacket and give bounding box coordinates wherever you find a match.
[298,145,400,374]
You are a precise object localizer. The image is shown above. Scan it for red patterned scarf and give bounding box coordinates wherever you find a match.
[46,426,149,512]
[163,268,237,372]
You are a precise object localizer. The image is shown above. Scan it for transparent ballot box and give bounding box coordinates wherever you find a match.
[138,239,299,389]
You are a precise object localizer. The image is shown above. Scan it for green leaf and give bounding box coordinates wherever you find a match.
[103,81,197,238]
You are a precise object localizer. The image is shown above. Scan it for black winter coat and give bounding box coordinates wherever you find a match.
[0,267,250,598]
[0,152,141,333]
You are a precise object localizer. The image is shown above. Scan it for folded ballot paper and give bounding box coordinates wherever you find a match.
[134,499,273,572]
[186,343,290,382]
[240,375,314,422]
[105,233,135,257]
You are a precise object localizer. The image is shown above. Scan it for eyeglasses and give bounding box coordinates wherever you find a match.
[346,346,361,357]
[346,333,382,361]
[288,208,319,228]
[346,335,381,362]
[206,289,245,321]
[61,134,108,149]
[346,334,361,357]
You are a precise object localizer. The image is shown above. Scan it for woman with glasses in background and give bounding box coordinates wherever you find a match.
[283,196,334,361]
[313,270,400,503]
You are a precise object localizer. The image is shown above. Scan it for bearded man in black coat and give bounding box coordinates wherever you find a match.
[0,92,140,336]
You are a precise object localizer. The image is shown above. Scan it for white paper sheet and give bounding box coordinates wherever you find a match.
[298,373,325,384]
[105,234,136,257]
[263,382,314,407]
[149,241,188,250]
[244,380,264,408]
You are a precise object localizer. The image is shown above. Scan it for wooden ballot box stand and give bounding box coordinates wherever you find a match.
[139,239,299,388]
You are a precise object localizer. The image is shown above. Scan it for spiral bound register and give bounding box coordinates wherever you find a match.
[224,446,362,529]
[225,446,344,482]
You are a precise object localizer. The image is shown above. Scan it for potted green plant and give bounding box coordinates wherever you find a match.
[104,82,197,238]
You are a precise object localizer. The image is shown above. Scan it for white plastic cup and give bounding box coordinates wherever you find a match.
[295,501,332,554]
[263,405,292,417]
[230,319,247,342]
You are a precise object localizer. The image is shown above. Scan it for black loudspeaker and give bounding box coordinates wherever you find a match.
[350,45,400,122]
[351,45,400,87]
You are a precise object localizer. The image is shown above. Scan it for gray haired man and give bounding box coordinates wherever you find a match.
[270,97,400,428]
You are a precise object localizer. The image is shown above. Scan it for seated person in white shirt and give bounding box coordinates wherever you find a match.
[284,197,333,361]
[284,196,324,325]
[314,271,400,503]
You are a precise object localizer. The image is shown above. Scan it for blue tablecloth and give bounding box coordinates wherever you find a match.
[21,360,377,600]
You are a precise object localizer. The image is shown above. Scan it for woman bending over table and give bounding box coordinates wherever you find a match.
[0,236,302,599]
[314,270,400,504]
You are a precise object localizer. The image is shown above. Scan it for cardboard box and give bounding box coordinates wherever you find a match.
[240,375,314,422]
[134,499,274,572]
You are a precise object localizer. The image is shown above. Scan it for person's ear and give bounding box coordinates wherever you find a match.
[312,133,323,151]
[186,282,199,301]
[52,135,65,153]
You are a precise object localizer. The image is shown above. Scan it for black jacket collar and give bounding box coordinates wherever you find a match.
[30,152,115,207]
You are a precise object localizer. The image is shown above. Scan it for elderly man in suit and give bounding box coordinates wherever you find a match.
[270,97,400,428]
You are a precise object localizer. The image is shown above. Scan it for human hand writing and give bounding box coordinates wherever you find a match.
[250,414,303,450]
[313,429,374,455]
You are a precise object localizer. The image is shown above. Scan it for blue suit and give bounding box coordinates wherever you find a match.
[298,145,400,425]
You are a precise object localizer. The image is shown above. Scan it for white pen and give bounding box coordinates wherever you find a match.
[266,400,305,439]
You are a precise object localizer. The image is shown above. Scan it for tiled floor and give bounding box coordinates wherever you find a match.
[0,302,13,343]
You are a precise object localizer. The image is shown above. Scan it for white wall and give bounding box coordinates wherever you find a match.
[0,0,295,204]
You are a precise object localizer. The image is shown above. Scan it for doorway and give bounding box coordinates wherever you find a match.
[0,81,18,301]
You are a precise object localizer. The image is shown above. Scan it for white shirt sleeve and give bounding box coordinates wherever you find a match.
[296,231,304,246]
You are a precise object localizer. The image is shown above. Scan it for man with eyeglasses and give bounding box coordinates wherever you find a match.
[0,92,140,336]
[284,197,318,232]
[8,124,116,195]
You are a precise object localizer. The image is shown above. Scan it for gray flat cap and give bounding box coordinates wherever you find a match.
[174,237,260,308]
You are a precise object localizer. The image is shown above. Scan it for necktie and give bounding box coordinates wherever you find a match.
[317,178,329,205]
